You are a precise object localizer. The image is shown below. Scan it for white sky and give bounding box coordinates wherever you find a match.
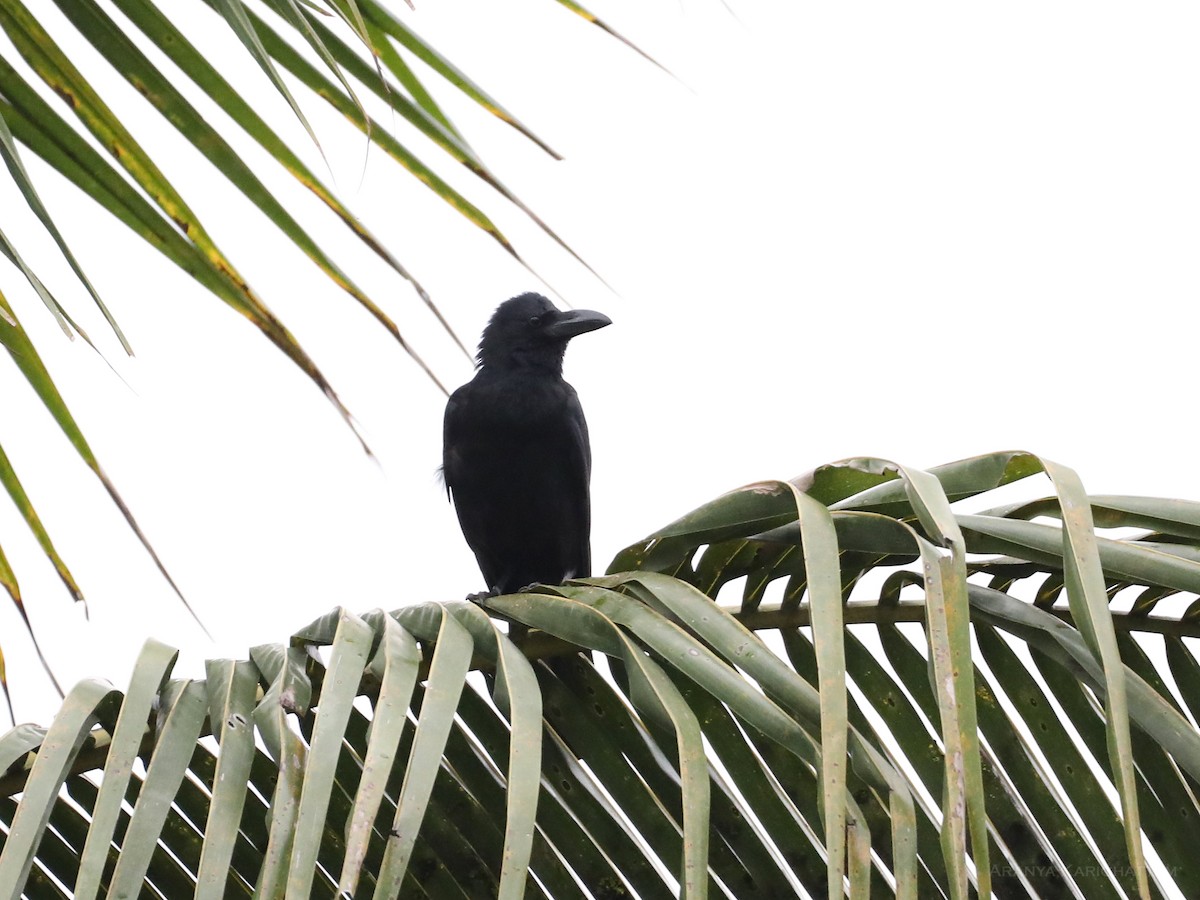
[0,1,1198,722]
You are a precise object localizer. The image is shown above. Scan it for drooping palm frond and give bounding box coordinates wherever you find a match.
[2,451,1195,898]
[0,1,651,699]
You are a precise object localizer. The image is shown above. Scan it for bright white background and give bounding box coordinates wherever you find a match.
[0,1,1197,721]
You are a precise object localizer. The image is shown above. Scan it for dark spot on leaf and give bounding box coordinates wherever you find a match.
[279,688,298,713]
[51,86,77,108]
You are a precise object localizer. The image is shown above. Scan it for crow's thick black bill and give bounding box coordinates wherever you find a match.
[443,292,611,595]
[544,309,612,340]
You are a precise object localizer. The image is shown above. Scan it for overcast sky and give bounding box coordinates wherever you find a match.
[0,1,1198,721]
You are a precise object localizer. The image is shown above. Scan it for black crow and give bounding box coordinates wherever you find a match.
[443,292,611,595]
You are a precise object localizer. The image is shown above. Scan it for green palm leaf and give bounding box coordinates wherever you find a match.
[0,1,625,689]
[1,452,1193,896]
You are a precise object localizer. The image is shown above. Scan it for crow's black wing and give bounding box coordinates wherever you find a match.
[443,379,505,588]
[559,384,592,581]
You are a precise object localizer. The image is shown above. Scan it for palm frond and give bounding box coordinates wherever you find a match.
[0,452,1195,896]
[0,2,631,680]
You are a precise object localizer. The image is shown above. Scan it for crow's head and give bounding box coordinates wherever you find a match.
[477,292,611,373]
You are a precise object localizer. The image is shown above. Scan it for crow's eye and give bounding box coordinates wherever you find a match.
[528,316,541,327]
